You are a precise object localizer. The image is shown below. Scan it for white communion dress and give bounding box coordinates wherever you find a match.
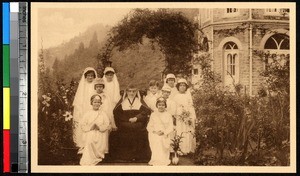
[173,92,196,154]
[147,111,174,165]
[79,109,109,165]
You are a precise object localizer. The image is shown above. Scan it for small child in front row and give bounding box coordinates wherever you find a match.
[94,78,117,154]
[147,97,174,166]
[144,80,161,112]
[79,94,110,166]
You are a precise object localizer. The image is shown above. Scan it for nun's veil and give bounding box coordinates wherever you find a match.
[72,67,97,121]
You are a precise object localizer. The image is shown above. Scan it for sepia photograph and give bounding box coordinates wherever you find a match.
[30,2,296,173]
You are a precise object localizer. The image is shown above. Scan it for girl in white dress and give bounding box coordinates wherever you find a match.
[144,80,161,112]
[173,79,196,155]
[73,67,97,148]
[79,94,110,165]
[94,78,116,154]
[102,67,121,107]
[161,86,177,117]
[147,97,174,166]
[163,74,178,100]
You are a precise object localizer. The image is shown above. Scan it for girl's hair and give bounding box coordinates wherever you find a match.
[90,94,102,105]
[84,70,96,78]
[94,84,105,90]
[148,80,160,87]
[156,97,167,108]
[104,71,115,75]
[176,82,189,91]
[94,78,105,89]
[166,78,175,83]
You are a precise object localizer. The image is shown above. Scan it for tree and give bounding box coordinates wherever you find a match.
[77,42,85,53]
[52,57,59,71]
[89,31,99,48]
[99,9,199,75]
[38,39,52,95]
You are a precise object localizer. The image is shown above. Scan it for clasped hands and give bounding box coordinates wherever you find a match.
[90,124,107,132]
[90,124,100,131]
[129,117,138,123]
[153,130,164,136]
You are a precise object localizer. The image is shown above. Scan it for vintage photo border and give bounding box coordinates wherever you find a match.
[30,2,296,173]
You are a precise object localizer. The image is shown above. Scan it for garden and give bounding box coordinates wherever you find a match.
[37,9,290,166]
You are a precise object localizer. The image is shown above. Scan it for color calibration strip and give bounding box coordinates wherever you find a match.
[10,2,20,173]
[18,2,29,173]
[3,2,28,173]
[3,2,11,173]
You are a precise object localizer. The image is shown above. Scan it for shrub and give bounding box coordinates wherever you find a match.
[38,78,78,164]
[192,53,290,166]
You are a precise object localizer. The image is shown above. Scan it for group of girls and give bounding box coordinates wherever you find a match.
[144,73,196,165]
[72,67,120,165]
[72,67,196,166]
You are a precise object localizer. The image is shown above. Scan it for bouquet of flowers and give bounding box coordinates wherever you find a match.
[177,105,193,126]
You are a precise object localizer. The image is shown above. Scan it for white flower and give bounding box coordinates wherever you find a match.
[42,94,51,102]
[42,100,50,107]
[63,111,73,121]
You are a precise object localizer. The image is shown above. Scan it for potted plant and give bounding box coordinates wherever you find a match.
[170,131,184,165]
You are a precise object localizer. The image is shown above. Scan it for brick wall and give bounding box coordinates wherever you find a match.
[212,24,250,92]
[252,9,290,21]
[195,9,289,95]
[251,23,289,94]
[213,8,249,22]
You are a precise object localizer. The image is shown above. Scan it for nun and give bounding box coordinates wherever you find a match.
[109,84,151,162]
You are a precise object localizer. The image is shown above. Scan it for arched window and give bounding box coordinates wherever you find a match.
[264,33,289,50]
[264,33,289,67]
[224,41,239,87]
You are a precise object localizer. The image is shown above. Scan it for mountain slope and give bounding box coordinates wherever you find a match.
[43,23,111,68]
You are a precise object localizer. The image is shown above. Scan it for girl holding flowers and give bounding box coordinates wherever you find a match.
[173,78,196,155]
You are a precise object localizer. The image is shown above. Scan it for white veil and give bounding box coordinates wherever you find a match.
[72,67,97,148]
[73,67,98,116]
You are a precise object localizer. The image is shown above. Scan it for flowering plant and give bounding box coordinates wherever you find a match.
[38,79,78,164]
[41,94,51,113]
[177,105,193,126]
[171,130,184,153]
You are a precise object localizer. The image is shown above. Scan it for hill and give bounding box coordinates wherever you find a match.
[49,29,165,90]
[43,8,199,90]
[43,23,111,68]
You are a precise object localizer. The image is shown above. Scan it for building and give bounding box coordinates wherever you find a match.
[192,8,290,95]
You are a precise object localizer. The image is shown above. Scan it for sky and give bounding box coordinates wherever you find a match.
[37,8,132,49]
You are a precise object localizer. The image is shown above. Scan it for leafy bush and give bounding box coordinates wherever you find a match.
[38,79,78,164]
[38,48,79,164]
[192,53,290,166]
[100,8,198,75]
